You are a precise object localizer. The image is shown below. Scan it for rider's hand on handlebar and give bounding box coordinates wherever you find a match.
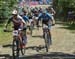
[52,24,55,26]
[52,22,55,26]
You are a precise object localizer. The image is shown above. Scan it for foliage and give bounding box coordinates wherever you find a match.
[54,0,75,19]
[0,0,18,23]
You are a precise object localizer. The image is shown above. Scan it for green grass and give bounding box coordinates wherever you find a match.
[0,24,12,45]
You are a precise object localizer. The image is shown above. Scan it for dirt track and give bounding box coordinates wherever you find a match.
[0,24,75,59]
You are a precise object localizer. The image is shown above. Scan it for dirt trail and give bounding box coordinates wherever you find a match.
[0,24,75,59]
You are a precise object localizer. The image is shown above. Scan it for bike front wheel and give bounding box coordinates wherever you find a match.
[44,33,49,52]
[20,43,26,55]
[12,38,20,59]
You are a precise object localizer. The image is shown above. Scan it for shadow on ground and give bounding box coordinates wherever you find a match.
[60,24,75,30]
[32,35,43,38]
[0,54,11,59]
[2,44,75,59]
[1,52,75,59]
[2,44,45,51]
[20,52,75,59]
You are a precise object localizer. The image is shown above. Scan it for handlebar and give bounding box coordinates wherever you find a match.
[52,24,55,26]
[3,28,12,32]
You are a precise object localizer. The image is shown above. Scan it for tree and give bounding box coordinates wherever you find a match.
[0,0,18,23]
[54,0,75,20]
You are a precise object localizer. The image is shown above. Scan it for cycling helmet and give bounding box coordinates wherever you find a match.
[12,10,18,15]
[22,8,27,13]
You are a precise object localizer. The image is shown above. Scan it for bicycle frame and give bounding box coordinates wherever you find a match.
[43,24,50,52]
[12,30,26,59]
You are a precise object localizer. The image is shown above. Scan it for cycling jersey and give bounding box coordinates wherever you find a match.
[9,17,22,30]
[22,15,29,22]
[6,15,25,30]
[38,13,53,29]
[38,13,53,21]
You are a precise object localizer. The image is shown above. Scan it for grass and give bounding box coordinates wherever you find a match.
[56,21,75,33]
[0,24,12,45]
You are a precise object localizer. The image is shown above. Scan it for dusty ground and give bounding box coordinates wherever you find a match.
[0,24,75,59]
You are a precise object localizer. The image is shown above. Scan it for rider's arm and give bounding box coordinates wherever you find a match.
[5,17,12,28]
[48,14,55,25]
[51,8,56,15]
[51,16,55,24]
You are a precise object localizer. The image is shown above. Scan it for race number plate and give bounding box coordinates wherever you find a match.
[43,24,48,29]
[12,30,18,36]
[35,17,38,20]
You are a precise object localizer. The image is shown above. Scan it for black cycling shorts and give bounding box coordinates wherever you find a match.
[42,19,49,25]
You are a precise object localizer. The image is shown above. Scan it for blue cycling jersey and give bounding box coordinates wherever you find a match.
[22,15,29,22]
[38,13,53,21]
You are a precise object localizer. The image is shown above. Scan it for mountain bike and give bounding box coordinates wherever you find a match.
[43,24,52,52]
[12,29,26,59]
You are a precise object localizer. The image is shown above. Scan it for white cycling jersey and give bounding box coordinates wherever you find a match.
[17,15,26,24]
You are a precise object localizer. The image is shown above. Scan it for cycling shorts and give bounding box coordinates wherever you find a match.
[42,20,51,30]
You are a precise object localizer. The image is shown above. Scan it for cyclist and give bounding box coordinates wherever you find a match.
[28,11,34,27]
[27,10,33,25]
[38,7,43,13]
[33,9,39,29]
[21,8,30,44]
[21,8,29,25]
[4,10,27,48]
[38,10,55,45]
[47,6,56,16]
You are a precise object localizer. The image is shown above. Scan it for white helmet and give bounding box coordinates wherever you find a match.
[12,10,18,15]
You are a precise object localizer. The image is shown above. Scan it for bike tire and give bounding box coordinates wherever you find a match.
[44,33,49,52]
[30,25,33,36]
[47,33,52,46]
[20,47,25,55]
[12,39,16,59]
[12,38,19,59]
[20,43,25,55]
